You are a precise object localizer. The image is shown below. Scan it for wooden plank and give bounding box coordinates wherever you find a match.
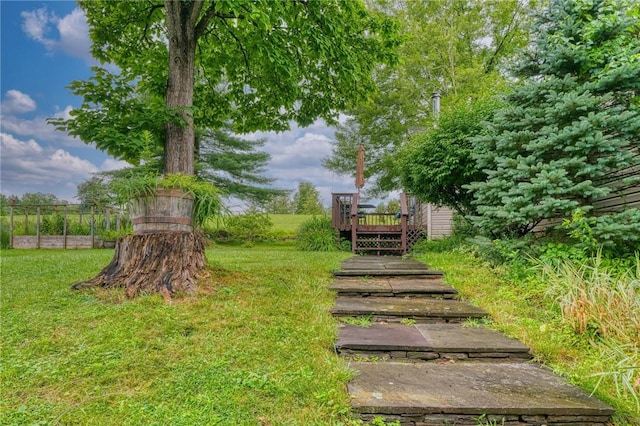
[12,236,38,249]
[11,235,94,249]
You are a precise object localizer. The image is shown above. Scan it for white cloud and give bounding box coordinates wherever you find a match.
[1,103,83,148]
[250,122,361,206]
[100,158,130,172]
[1,90,37,114]
[0,132,98,201]
[21,7,91,61]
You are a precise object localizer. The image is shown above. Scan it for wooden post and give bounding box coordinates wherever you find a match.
[400,193,408,254]
[426,203,432,240]
[63,205,68,249]
[9,200,14,249]
[351,193,359,253]
[24,208,28,235]
[36,207,41,249]
[91,205,95,248]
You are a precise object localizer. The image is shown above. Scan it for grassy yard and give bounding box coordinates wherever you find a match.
[1,245,353,425]
[414,249,640,425]
[268,214,317,233]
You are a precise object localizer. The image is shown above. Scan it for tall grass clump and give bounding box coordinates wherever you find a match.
[538,252,640,410]
[296,216,341,252]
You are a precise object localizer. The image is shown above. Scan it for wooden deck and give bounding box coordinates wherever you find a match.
[332,193,426,255]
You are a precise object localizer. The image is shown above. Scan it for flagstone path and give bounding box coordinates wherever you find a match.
[330,256,614,426]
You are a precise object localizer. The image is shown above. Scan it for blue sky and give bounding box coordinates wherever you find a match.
[0,1,356,206]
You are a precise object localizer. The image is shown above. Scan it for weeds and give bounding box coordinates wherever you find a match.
[340,315,373,328]
[400,318,416,326]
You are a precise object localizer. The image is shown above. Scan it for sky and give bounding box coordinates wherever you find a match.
[0,1,358,208]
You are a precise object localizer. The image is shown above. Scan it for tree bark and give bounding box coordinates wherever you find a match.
[72,232,208,299]
[164,1,198,175]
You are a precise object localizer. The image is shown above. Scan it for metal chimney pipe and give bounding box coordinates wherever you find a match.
[431,92,441,120]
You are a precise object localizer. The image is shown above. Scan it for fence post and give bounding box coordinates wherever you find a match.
[91,204,95,248]
[63,205,68,249]
[9,200,14,249]
[24,208,28,235]
[36,207,41,249]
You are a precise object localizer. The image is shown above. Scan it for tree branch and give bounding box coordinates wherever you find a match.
[221,19,250,73]
[485,7,520,73]
[194,3,214,39]
[142,2,165,44]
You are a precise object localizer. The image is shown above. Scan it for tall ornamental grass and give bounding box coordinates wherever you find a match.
[538,253,640,410]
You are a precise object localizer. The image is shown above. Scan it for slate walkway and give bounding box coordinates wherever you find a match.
[331,256,614,426]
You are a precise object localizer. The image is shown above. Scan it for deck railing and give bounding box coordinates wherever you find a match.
[332,192,427,254]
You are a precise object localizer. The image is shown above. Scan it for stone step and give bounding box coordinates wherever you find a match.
[333,296,486,323]
[330,276,457,298]
[348,362,614,425]
[336,323,532,362]
[335,256,444,277]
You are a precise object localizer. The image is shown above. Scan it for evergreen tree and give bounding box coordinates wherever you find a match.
[470,0,640,246]
[196,129,286,206]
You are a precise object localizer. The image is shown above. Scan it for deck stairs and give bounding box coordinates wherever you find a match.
[353,226,404,255]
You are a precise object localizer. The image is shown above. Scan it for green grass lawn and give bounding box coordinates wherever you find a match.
[268,214,317,233]
[1,246,353,425]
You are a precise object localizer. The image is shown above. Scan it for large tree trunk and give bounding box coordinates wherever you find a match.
[73,233,208,299]
[164,0,198,175]
[74,3,209,299]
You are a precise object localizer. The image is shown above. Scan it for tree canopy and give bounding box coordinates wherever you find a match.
[293,182,325,215]
[469,0,640,244]
[323,0,536,195]
[51,1,401,175]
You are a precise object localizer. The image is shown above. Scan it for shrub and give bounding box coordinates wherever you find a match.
[41,213,65,235]
[296,216,341,252]
[0,227,9,249]
[206,211,273,243]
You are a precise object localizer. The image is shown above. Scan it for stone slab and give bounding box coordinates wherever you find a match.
[348,362,615,416]
[334,270,444,277]
[330,277,392,293]
[337,324,430,351]
[339,256,440,275]
[337,324,530,355]
[416,324,530,353]
[388,278,456,295]
[330,277,456,296]
[333,297,486,319]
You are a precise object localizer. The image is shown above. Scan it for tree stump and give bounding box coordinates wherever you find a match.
[73,232,208,299]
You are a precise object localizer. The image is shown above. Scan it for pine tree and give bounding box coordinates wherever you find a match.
[470,0,640,247]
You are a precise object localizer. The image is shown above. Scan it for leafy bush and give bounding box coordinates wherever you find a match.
[0,227,9,249]
[399,98,503,217]
[295,216,342,252]
[206,211,273,243]
[41,213,65,235]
